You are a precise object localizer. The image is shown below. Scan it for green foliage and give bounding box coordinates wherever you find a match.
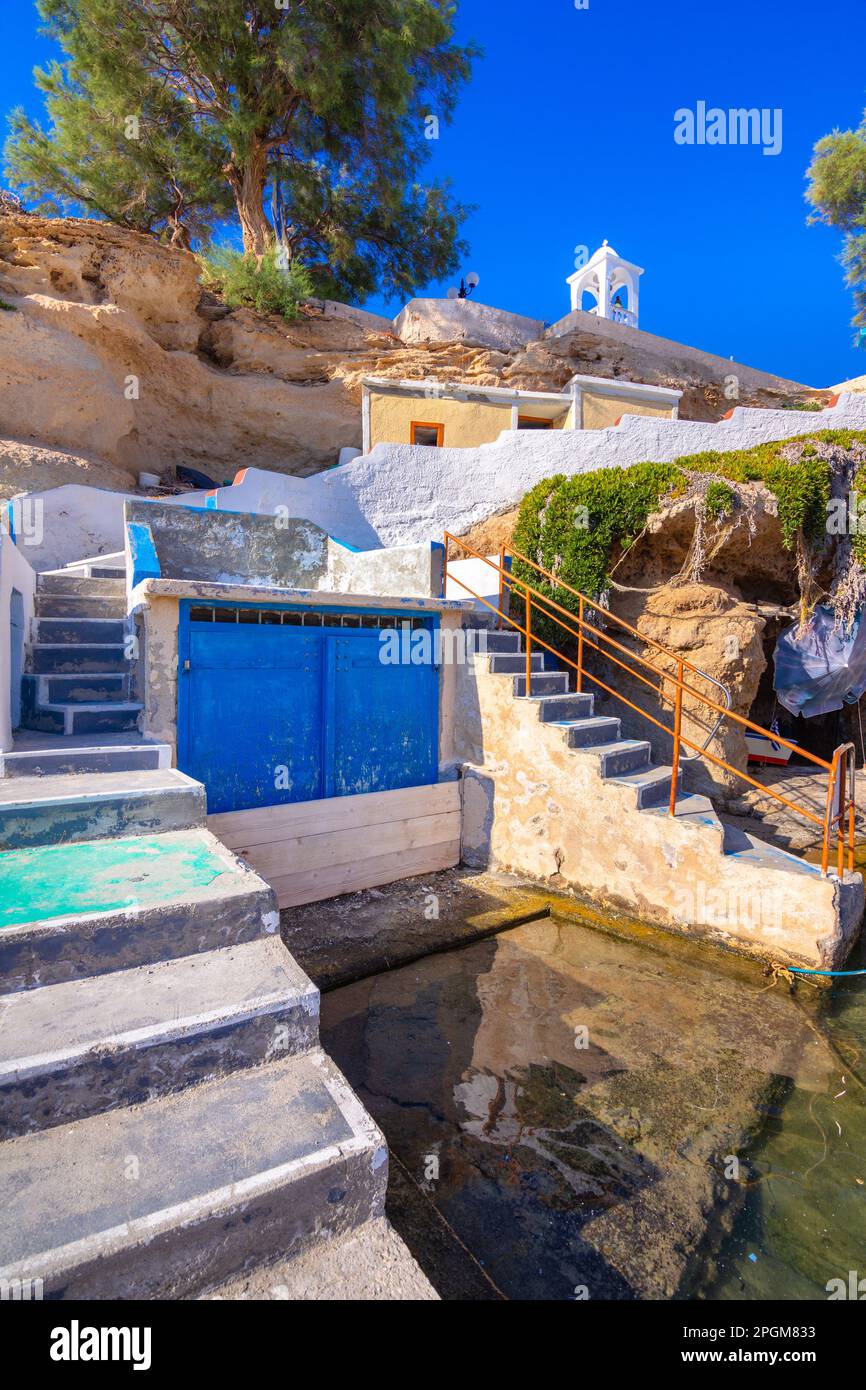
[5,0,477,298]
[852,463,866,570]
[511,463,685,622]
[781,399,824,411]
[0,297,16,311]
[805,117,866,330]
[4,51,231,247]
[199,247,313,320]
[674,436,842,548]
[703,481,734,521]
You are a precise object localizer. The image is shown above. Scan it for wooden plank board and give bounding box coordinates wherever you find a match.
[270,839,461,909]
[236,811,459,881]
[209,781,459,849]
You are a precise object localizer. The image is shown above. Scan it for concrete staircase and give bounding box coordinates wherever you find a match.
[0,688,386,1296]
[484,628,691,811]
[465,627,865,968]
[479,626,829,843]
[20,558,143,740]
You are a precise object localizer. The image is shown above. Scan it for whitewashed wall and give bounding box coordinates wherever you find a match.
[17,394,866,570]
[0,530,36,752]
[190,393,866,549]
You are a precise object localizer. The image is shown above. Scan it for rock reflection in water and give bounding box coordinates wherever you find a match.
[322,915,852,1300]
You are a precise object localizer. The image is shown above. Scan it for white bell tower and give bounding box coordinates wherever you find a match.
[567,241,643,328]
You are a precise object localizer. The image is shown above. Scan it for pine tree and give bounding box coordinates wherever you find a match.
[5,0,476,298]
[806,115,866,332]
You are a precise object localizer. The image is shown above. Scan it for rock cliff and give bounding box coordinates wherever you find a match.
[0,212,821,501]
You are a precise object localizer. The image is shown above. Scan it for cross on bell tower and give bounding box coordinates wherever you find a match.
[567,240,643,328]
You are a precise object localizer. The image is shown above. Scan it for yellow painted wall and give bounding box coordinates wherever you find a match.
[370,391,513,448]
[581,390,675,430]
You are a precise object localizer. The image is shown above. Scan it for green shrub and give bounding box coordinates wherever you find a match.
[511,462,685,628]
[781,399,824,411]
[704,481,734,521]
[198,245,313,321]
[0,297,16,311]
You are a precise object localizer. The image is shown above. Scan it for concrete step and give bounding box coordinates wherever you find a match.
[30,644,129,674]
[535,692,595,722]
[641,794,727,850]
[473,629,522,654]
[609,764,674,809]
[17,695,64,736]
[561,716,622,749]
[0,938,319,1136]
[48,551,126,581]
[38,575,125,598]
[593,739,653,777]
[718,821,827,876]
[488,652,557,675]
[513,671,569,698]
[0,1048,386,1299]
[35,618,126,645]
[39,673,129,705]
[36,701,142,737]
[0,768,205,850]
[0,827,278,993]
[35,593,127,619]
[0,737,170,781]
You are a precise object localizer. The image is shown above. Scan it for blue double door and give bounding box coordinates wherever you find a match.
[177,604,440,814]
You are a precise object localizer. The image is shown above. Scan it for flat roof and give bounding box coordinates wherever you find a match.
[569,373,683,402]
[362,373,682,404]
[130,578,475,614]
[362,377,571,406]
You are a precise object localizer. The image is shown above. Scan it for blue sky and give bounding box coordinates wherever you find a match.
[3,0,865,386]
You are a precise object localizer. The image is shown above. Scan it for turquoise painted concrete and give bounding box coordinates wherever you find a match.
[0,832,228,929]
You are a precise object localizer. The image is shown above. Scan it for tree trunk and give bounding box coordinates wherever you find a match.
[226,144,273,258]
[168,221,192,251]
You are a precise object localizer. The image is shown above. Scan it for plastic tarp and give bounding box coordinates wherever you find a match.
[773,605,866,719]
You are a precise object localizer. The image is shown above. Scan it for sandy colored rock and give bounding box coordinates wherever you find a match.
[0,437,135,502]
[0,212,823,499]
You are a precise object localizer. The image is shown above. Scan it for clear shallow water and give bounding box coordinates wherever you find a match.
[321,914,866,1301]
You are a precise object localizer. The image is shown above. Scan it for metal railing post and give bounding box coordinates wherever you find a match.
[838,747,847,880]
[821,753,838,878]
[668,660,684,817]
[577,596,584,694]
[497,545,506,628]
[525,592,532,698]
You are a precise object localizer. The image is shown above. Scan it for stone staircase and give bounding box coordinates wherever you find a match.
[463,627,865,967]
[0,593,387,1297]
[483,628,690,811]
[20,557,143,741]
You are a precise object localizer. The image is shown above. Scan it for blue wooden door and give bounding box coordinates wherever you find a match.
[179,616,324,813]
[178,605,439,814]
[331,631,438,798]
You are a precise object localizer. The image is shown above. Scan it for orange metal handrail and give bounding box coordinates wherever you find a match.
[444,533,856,879]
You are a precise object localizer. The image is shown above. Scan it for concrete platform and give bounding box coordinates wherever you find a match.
[0,768,205,849]
[0,938,318,1135]
[206,1217,437,1301]
[0,828,278,991]
[0,1049,386,1299]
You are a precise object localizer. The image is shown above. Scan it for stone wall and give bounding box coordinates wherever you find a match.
[393,297,545,351]
[451,651,864,972]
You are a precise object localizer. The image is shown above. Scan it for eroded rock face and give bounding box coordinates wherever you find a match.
[0,213,819,497]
